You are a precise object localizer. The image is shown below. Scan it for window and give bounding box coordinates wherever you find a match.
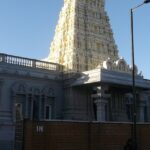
[45,105,52,120]
[32,96,40,120]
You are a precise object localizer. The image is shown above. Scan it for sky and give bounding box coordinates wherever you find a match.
[0,0,150,78]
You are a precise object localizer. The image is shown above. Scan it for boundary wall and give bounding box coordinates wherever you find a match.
[24,120,150,150]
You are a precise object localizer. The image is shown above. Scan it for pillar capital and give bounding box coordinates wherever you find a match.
[94,99,108,106]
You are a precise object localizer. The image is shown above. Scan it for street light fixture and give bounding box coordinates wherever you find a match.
[144,0,150,3]
[130,0,150,149]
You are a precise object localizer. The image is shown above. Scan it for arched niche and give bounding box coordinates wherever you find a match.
[11,82,28,122]
[11,82,27,95]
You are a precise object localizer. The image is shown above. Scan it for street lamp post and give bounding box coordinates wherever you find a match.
[130,0,150,149]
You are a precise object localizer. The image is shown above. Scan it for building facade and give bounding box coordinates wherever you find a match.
[0,0,150,149]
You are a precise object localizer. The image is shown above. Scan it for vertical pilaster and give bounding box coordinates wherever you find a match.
[12,94,16,122]
[25,94,28,119]
[138,93,147,122]
[31,94,34,120]
[95,99,108,121]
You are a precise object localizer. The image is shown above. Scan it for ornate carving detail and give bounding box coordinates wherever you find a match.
[115,58,129,72]
[11,82,27,94]
[33,88,41,95]
[41,86,55,97]
[102,57,138,74]
[103,58,113,70]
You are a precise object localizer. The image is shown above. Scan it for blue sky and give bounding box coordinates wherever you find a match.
[0,0,149,78]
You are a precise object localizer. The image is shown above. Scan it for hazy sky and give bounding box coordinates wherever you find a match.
[0,0,150,78]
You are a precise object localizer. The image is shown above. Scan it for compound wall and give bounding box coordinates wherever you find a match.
[24,121,150,150]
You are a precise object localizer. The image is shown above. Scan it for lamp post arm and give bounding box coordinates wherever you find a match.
[132,3,144,11]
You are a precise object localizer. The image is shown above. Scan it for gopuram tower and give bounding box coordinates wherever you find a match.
[48,0,132,73]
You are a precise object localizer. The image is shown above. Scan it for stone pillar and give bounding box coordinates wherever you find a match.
[138,101,146,122]
[138,93,147,122]
[138,103,145,122]
[92,86,110,121]
[95,99,108,121]
[124,93,133,121]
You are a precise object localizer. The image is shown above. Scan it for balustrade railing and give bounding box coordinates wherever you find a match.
[0,53,63,71]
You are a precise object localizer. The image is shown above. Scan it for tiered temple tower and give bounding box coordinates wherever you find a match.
[47,0,119,72]
[47,0,132,74]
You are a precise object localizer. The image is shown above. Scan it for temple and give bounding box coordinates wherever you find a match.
[0,0,150,149]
